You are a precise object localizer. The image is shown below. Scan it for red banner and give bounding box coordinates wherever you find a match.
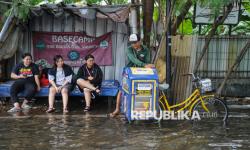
[33,32,112,66]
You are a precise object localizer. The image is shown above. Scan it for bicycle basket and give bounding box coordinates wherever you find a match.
[199,78,212,93]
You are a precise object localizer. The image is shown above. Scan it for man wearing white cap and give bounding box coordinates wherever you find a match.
[127,34,154,68]
[109,34,154,117]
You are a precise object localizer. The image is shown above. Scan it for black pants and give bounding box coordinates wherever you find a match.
[10,79,37,103]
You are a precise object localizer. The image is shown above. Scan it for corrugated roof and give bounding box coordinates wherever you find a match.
[30,4,132,22]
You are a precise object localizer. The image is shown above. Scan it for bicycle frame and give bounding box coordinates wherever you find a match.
[159,88,214,115]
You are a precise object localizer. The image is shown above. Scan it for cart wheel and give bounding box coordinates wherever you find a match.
[128,119,134,124]
[121,117,131,124]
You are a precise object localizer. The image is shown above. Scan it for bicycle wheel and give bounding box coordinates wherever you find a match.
[192,97,228,122]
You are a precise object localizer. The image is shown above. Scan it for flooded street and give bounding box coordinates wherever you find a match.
[0,99,250,150]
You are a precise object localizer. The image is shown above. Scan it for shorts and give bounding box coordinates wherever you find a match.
[49,83,72,92]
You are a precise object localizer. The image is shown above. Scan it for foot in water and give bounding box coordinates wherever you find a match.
[109,110,120,118]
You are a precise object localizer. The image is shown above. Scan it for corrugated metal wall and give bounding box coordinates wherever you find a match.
[172,35,250,99]
[11,12,128,81]
[196,36,250,78]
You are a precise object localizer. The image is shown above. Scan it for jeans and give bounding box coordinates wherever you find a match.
[10,79,37,103]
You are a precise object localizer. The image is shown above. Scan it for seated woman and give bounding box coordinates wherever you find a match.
[46,55,74,113]
[8,53,40,113]
[76,54,103,112]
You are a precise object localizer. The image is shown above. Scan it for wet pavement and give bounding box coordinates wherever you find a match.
[0,98,250,150]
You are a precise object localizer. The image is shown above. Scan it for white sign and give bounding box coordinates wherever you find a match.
[131,67,154,75]
[194,2,240,25]
[138,83,152,90]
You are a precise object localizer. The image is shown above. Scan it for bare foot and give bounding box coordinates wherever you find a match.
[109,110,120,118]
[63,108,69,113]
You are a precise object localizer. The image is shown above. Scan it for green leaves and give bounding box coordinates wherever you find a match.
[178,18,193,34]
[232,21,250,35]
[242,0,250,14]
[9,0,44,22]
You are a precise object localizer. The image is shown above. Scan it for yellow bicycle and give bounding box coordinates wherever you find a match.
[159,73,228,122]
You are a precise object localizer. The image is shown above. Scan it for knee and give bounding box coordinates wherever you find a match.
[61,88,68,95]
[83,88,90,93]
[76,79,82,85]
[49,87,56,94]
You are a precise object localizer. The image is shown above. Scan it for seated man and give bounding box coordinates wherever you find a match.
[8,53,40,112]
[109,34,154,117]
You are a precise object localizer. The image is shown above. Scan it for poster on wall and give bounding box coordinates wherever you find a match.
[33,32,112,67]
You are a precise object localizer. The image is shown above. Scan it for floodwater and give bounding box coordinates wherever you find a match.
[0,99,250,150]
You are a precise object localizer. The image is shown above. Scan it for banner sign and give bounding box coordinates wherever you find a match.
[33,32,112,66]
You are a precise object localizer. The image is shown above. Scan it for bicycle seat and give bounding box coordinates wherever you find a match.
[159,83,169,91]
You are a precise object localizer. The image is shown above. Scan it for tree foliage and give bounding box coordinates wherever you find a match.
[4,0,128,23]
[154,0,249,35]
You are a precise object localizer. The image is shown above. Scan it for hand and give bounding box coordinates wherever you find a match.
[37,86,41,91]
[144,64,155,68]
[19,74,27,79]
[57,86,63,93]
[88,76,94,81]
[55,87,59,93]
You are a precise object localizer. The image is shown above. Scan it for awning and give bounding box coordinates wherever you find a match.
[0,4,132,61]
[30,4,130,22]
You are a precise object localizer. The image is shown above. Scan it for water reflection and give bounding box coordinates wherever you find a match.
[0,106,250,149]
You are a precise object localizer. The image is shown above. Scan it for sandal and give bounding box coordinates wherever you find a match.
[84,106,91,112]
[46,108,56,113]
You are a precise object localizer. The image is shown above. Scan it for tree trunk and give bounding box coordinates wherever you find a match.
[171,0,192,35]
[216,40,250,96]
[193,3,234,74]
[143,0,154,48]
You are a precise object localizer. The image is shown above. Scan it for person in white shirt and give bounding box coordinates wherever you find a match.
[46,55,74,113]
